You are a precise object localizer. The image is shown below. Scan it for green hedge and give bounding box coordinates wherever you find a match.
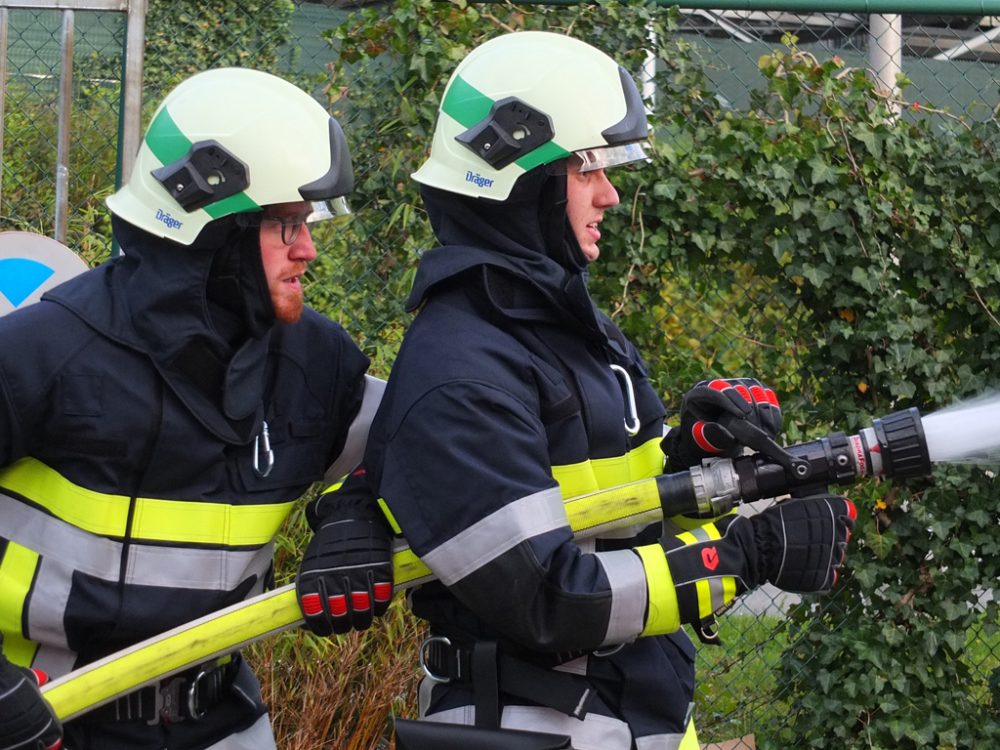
[323,3,1000,747]
[5,1,998,745]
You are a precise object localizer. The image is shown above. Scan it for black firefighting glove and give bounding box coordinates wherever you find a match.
[662,377,783,472]
[296,469,394,636]
[638,495,856,636]
[678,493,854,599]
[741,494,856,592]
[0,638,62,750]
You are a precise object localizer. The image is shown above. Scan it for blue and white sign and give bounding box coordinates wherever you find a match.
[0,232,88,316]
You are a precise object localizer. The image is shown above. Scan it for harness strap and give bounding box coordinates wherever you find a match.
[425,640,596,722]
[472,641,500,728]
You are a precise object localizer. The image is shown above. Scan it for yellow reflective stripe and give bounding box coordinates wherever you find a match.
[679,717,700,750]
[130,499,293,546]
[676,530,699,546]
[393,545,430,588]
[636,543,680,636]
[722,573,738,606]
[378,498,403,535]
[694,524,722,619]
[0,458,292,546]
[552,438,664,498]
[0,541,39,666]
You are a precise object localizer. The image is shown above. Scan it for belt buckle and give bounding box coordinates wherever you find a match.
[148,675,184,725]
[418,636,453,683]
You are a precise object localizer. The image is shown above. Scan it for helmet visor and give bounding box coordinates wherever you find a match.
[306,196,351,223]
[572,142,650,173]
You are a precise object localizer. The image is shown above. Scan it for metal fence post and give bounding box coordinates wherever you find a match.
[0,7,8,220]
[119,0,145,187]
[54,9,74,244]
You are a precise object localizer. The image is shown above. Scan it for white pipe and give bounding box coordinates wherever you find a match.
[869,14,902,107]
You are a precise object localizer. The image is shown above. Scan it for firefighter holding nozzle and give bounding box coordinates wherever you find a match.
[359,31,857,749]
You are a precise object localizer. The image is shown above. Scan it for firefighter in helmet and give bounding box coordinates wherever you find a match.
[359,31,855,749]
[0,68,392,750]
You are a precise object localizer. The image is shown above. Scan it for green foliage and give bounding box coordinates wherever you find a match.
[138,0,295,89]
[0,79,118,263]
[636,40,1000,748]
[323,3,1000,746]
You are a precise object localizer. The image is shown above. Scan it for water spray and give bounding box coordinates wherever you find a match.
[920,392,1000,466]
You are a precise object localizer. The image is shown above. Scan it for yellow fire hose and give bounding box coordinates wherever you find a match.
[41,475,665,720]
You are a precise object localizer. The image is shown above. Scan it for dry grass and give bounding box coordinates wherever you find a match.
[248,600,426,750]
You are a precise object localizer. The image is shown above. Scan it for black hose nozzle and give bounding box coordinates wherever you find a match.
[871,407,932,480]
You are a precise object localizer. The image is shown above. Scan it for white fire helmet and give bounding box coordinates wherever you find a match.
[412,31,649,201]
[107,67,353,245]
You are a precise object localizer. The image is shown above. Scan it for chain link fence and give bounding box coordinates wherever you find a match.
[3,2,1000,747]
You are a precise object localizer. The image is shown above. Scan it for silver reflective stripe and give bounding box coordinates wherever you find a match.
[324,375,386,483]
[635,731,689,750]
[667,525,730,612]
[595,549,646,645]
[203,714,277,750]
[33,643,76,678]
[421,487,567,586]
[26,557,73,654]
[685,526,713,543]
[425,704,633,750]
[503,705,632,750]
[553,654,588,676]
[0,493,273,590]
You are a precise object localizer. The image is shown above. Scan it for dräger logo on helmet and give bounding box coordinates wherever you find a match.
[465,171,494,189]
[155,208,183,230]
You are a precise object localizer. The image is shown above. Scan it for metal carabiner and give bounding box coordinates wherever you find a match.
[418,636,453,683]
[253,419,274,478]
[186,668,210,721]
[609,364,641,437]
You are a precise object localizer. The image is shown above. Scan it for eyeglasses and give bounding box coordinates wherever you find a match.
[260,214,308,246]
[236,198,352,246]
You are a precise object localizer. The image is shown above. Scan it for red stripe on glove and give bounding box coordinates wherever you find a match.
[300,593,323,616]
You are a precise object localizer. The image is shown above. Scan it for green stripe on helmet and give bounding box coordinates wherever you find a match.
[441,74,494,128]
[203,192,259,218]
[516,141,570,171]
[445,75,569,170]
[145,108,193,166]
[145,108,259,216]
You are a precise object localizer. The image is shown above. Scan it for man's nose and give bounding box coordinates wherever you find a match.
[596,170,620,208]
[291,225,318,261]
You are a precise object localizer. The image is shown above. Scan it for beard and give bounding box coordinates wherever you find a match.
[270,287,304,323]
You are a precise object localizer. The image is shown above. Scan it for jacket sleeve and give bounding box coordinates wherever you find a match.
[315,324,373,483]
[377,380,654,653]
